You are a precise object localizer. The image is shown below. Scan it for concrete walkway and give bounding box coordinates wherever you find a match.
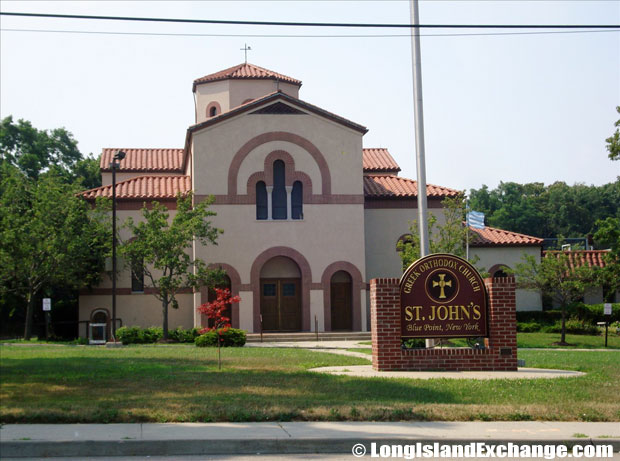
[2,422,619,458]
[308,365,585,380]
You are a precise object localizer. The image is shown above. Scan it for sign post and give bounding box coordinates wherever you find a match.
[42,298,51,340]
[604,303,612,348]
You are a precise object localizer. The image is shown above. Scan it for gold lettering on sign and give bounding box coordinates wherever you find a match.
[404,306,423,321]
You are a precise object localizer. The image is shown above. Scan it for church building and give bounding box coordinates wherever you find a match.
[79,63,545,336]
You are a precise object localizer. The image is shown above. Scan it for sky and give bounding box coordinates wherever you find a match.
[1,0,619,193]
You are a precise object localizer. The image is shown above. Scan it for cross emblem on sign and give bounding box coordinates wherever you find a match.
[432,273,452,299]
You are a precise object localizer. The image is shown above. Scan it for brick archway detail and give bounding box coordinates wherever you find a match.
[321,261,363,331]
[228,132,331,196]
[488,264,513,278]
[245,151,314,199]
[206,101,222,118]
[201,263,242,328]
[250,247,312,332]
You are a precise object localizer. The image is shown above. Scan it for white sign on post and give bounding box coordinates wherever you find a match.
[42,298,51,312]
[604,303,612,316]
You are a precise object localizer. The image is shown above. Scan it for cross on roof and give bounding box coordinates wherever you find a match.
[240,43,252,64]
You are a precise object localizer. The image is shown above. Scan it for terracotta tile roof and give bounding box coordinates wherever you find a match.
[363,148,401,173]
[100,148,184,172]
[363,175,460,199]
[543,250,611,269]
[193,63,302,90]
[81,175,191,200]
[469,226,543,247]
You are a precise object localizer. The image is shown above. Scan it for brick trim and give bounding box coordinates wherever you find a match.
[250,246,312,332]
[199,194,363,205]
[228,131,331,197]
[320,261,364,331]
[364,198,445,209]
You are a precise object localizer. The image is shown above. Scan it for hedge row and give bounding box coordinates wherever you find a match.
[516,303,619,335]
[116,326,201,344]
[195,328,246,347]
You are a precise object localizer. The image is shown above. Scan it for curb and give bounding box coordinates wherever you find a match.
[3,437,619,458]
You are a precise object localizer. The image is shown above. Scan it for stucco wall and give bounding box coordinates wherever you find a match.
[194,79,300,124]
[364,207,447,281]
[192,109,364,196]
[78,293,194,337]
[470,245,543,311]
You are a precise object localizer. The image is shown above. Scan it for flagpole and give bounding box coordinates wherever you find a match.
[466,196,470,261]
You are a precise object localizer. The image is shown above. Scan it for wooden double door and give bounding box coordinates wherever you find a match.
[331,281,352,330]
[260,278,301,331]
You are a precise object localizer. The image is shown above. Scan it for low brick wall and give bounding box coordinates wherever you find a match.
[371,277,517,371]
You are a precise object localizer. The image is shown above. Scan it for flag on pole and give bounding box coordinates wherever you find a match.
[467,211,485,229]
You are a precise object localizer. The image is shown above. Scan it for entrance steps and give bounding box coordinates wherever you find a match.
[246,331,371,343]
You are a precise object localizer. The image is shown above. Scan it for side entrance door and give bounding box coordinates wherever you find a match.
[260,278,301,331]
[331,281,352,330]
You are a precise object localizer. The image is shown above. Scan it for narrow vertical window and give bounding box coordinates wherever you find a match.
[256,181,267,220]
[272,160,287,220]
[131,258,144,292]
[292,181,303,220]
[209,106,217,117]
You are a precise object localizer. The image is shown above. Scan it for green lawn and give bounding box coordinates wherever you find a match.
[1,344,618,423]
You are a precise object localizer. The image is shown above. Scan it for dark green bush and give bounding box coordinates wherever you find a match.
[141,327,163,343]
[401,338,426,349]
[572,303,620,324]
[516,321,542,333]
[115,326,143,344]
[195,328,246,347]
[168,327,201,343]
[542,319,600,335]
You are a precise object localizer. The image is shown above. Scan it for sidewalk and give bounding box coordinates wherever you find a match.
[2,422,619,458]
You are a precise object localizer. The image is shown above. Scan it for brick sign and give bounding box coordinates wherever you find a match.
[399,253,488,339]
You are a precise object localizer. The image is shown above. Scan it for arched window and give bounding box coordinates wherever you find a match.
[256,181,267,220]
[292,181,303,220]
[272,160,287,220]
[209,106,217,117]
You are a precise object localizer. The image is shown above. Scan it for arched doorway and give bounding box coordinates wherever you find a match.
[260,256,301,331]
[90,309,109,344]
[203,274,232,328]
[330,271,352,330]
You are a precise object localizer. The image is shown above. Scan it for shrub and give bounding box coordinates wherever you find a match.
[517,321,542,333]
[572,303,620,324]
[115,326,142,344]
[168,327,200,343]
[542,319,600,335]
[401,338,426,349]
[195,328,246,347]
[142,327,163,343]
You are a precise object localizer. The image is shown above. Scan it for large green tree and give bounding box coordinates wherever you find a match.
[0,115,101,188]
[514,252,596,345]
[606,106,620,161]
[469,180,620,239]
[121,194,223,340]
[0,167,110,339]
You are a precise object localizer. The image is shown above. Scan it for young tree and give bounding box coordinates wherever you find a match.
[514,252,596,345]
[121,194,223,340]
[397,194,478,270]
[0,167,110,339]
[198,288,241,369]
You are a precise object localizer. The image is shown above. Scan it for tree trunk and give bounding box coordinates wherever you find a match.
[162,298,169,340]
[560,305,567,344]
[23,290,35,340]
